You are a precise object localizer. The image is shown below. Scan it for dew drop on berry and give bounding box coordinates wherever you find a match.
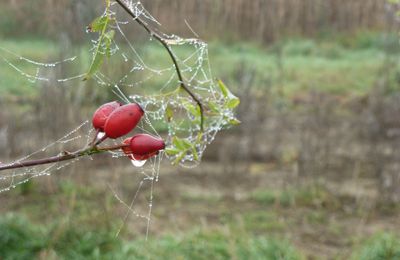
[131,159,147,168]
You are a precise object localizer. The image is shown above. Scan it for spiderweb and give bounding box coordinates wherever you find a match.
[0,0,237,238]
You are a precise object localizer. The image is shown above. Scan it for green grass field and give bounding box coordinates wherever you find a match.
[1,32,398,98]
[0,213,303,259]
[1,176,399,259]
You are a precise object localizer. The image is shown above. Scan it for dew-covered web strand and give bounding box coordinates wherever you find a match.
[108,181,147,238]
[108,154,162,240]
[0,158,83,194]
[0,123,101,192]
[145,156,156,240]
[0,45,85,84]
[0,121,90,193]
[3,121,89,168]
[1,57,49,82]
[0,46,77,67]
[0,157,82,193]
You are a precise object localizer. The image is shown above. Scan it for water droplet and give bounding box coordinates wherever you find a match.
[131,159,146,167]
[97,132,106,139]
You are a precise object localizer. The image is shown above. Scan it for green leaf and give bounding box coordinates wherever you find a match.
[173,151,187,165]
[180,139,192,150]
[208,101,220,113]
[183,101,200,118]
[217,79,240,109]
[165,147,180,156]
[88,16,108,32]
[229,118,241,125]
[85,50,105,80]
[226,97,240,109]
[104,29,115,40]
[192,147,199,161]
[172,137,184,150]
[196,133,204,143]
[104,30,115,55]
[217,79,229,98]
[172,137,192,151]
[84,28,115,80]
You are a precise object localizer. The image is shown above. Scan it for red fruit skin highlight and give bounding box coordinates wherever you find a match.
[129,134,165,156]
[104,103,144,139]
[92,101,121,131]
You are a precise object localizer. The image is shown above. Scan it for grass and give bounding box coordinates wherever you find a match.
[249,183,339,209]
[352,233,400,260]
[0,213,303,260]
[0,32,399,99]
[0,163,399,259]
[1,212,399,259]
[209,36,399,96]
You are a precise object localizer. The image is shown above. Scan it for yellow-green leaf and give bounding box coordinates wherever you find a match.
[226,97,240,109]
[192,147,199,161]
[208,101,220,113]
[173,151,187,165]
[217,79,229,98]
[172,137,192,151]
[88,16,108,32]
[229,118,241,125]
[84,51,104,81]
[165,147,180,156]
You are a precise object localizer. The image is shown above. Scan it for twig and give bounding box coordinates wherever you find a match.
[114,0,204,131]
[0,144,129,172]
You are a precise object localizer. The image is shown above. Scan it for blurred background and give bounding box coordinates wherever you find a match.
[0,0,400,259]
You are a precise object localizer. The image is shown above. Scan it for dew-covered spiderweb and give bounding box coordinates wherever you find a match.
[0,0,237,237]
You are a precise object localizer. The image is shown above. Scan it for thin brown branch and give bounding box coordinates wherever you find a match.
[114,0,204,131]
[0,144,128,172]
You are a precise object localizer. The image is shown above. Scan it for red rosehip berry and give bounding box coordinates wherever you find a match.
[104,103,144,139]
[121,134,165,161]
[92,101,121,132]
[130,134,165,156]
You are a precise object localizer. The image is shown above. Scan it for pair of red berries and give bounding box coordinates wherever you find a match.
[92,101,165,161]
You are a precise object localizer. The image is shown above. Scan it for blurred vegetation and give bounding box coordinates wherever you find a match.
[0,0,392,44]
[1,31,399,99]
[1,31,400,260]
